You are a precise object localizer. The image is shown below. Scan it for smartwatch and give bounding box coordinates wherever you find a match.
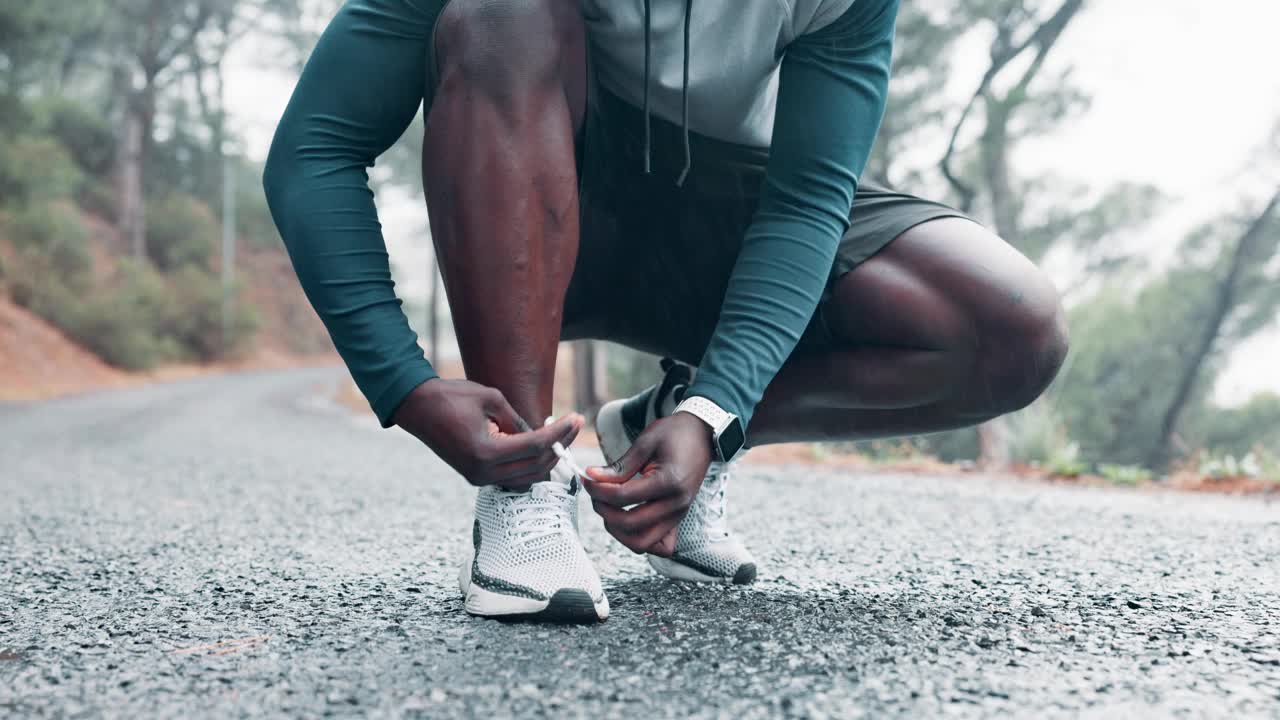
[674,396,746,463]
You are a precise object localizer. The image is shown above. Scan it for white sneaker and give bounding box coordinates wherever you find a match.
[595,359,758,585]
[458,457,609,622]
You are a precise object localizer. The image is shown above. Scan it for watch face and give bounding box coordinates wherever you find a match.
[716,417,746,462]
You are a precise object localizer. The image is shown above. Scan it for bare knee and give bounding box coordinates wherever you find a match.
[975,274,1070,416]
[435,0,583,109]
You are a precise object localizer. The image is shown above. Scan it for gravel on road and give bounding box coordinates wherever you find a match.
[2,369,1278,718]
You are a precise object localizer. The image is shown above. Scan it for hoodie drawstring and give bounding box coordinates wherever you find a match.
[641,0,693,187]
[642,0,652,174]
[676,0,692,186]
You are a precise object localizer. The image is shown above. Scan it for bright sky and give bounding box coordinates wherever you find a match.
[225,0,1280,405]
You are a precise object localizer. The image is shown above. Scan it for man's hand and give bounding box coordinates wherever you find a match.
[583,412,713,557]
[393,378,583,488]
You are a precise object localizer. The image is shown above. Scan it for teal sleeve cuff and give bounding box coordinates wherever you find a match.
[372,362,438,428]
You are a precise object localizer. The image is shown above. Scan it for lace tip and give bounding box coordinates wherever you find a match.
[675,164,690,188]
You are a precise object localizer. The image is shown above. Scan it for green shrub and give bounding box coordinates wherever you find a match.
[1198,451,1265,480]
[1044,442,1088,478]
[33,96,117,177]
[0,134,83,208]
[1008,401,1072,466]
[145,193,218,270]
[162,265,258,361]
[76,177,118,220]
[69,260,182,370]
[1097,464,1153,486]
[4,200,92,286]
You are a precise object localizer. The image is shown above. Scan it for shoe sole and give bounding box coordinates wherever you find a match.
[647,555,758,585]
[458,544,609,623]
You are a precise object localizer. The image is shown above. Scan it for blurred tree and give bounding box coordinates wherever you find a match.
[864,3,961,188]
[104,2,217,256]
[1190,393,1280,459]
[1149,189,1280,468]
[1055,189,1280,468]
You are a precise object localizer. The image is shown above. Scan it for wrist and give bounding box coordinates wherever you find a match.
[672,409,717,456]
[391,376,443,435]
[674,395,746,463]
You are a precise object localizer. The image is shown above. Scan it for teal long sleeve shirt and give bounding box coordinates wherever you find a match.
[263,0,897,431]
[686,0,898,429]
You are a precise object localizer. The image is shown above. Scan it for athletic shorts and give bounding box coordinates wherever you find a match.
[561,87,970,364]
[424,6,971,364]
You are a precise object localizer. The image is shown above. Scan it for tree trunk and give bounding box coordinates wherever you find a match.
[1148,190,1280,469]
[573,341,607,418]
[117,107,146,258]
[980,100,1020,248]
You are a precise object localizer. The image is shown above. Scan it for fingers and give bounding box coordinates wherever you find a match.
[592,497,686,554]
[647,526,678,558]
[489,440,565,486]
[585,432,656,485]
[583,472,676,507]
[487,412,583,464]
[484,389,531,435]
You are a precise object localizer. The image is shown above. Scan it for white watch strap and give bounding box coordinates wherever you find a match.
[674,396,731,434]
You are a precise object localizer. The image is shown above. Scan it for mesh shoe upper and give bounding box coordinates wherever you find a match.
[599,358,756,582]
[667,460,754,578]
[471,461,605,602]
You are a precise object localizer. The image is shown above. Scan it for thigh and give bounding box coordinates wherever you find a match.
[821,216,1062,353]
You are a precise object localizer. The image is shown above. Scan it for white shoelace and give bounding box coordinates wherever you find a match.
[500,480,576,546]
[695,462,731,541]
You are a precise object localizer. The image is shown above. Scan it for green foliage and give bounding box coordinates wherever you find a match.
[1190,393,1280,458]
[3,200,92,288]
[1198,451,1265,480]
[69,260,184,370]
[32,96,117,178]
[77,178,118,220]
[1097,464,1153,487]
[1044,443,1088,478]
[145,193,218,270]
[162,265,260,361]
[0,134,83,208]
[1054,281,1201,466]
[1007,401,1072,466]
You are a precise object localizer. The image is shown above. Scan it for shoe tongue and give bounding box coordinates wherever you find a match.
[652,359,695,421]
[654,383,685,420]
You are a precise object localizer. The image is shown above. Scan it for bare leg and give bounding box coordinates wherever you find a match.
[423,0,586,427]
[746,218,1069,445]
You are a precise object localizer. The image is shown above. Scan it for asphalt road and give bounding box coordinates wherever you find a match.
[2,368,1278,718]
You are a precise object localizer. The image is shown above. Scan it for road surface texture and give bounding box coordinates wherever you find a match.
[2,369,1278,718]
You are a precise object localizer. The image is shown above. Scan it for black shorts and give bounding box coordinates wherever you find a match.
[562,87,971,364]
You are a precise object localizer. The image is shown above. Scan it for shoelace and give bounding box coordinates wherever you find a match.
[694,461,731,541]
[499,480,576,546]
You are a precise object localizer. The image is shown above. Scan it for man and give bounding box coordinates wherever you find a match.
[264,0,1068,623]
